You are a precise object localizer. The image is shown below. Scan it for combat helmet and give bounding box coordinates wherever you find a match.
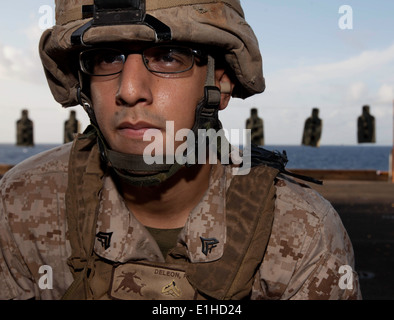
[39,0,265,186]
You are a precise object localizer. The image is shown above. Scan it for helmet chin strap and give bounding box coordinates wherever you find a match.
[77,55,222,187]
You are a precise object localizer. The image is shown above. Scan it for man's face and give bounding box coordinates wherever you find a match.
[90,45,207,156]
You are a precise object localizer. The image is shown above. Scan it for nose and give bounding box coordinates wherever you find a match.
[115,54,153,107]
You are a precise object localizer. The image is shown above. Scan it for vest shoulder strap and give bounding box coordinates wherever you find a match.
[178,164,278,299]
[62,130,104,300]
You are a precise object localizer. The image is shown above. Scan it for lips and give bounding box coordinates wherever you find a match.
[116,121,160,139]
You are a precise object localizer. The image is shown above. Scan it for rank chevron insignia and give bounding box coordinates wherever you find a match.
[96,231,113,250]
[200,237,219,256]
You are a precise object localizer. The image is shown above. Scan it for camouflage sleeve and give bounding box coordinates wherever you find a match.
[252,177,362,300]
[0,195,37,300]
[0,144,73,300]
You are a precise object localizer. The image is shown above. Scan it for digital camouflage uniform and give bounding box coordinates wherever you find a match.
[1,0,361,300]
[0,142,361,300]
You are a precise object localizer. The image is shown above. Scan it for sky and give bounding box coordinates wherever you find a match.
[0,0,393,145]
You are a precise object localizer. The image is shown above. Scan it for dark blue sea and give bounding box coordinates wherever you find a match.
[0,144,392,171]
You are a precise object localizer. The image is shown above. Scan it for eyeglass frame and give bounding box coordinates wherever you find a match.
[78,44,207,77]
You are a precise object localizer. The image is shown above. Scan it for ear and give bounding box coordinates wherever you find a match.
[215,69,235,110]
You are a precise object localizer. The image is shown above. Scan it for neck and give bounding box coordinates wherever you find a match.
[120,163,211,229]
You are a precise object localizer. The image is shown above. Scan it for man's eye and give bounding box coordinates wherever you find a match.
[153,49,191,70]
[91,51,125,74]
[156,52,186,64]
[81,49,126,75]
[96,53,123,65]
[159,53,176,63]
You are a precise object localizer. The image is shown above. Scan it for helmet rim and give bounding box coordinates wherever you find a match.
[40,1,265,107]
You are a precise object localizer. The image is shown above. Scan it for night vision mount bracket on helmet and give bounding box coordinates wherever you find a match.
[71,0,172,46]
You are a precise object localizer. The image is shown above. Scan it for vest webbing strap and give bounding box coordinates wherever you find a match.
[167,165,277,299]
[62,132,105,300]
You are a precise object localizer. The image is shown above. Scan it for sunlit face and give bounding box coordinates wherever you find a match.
[89,45,207,156]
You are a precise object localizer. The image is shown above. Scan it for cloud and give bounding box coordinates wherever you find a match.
[347,82,368,102]
[377,84,394,104]
[0,24,45,84]
[271,43,394,87]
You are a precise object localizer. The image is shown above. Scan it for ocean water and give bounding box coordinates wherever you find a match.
[0,144,392,171]
[0,144,60,166]
[265,145,392,171]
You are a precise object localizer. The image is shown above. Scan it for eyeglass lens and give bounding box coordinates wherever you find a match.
[80,46,196,76]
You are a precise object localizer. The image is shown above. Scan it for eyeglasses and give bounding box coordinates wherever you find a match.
[79,45,205,77]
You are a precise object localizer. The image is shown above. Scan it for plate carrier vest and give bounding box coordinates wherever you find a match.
[62,128,280,300]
